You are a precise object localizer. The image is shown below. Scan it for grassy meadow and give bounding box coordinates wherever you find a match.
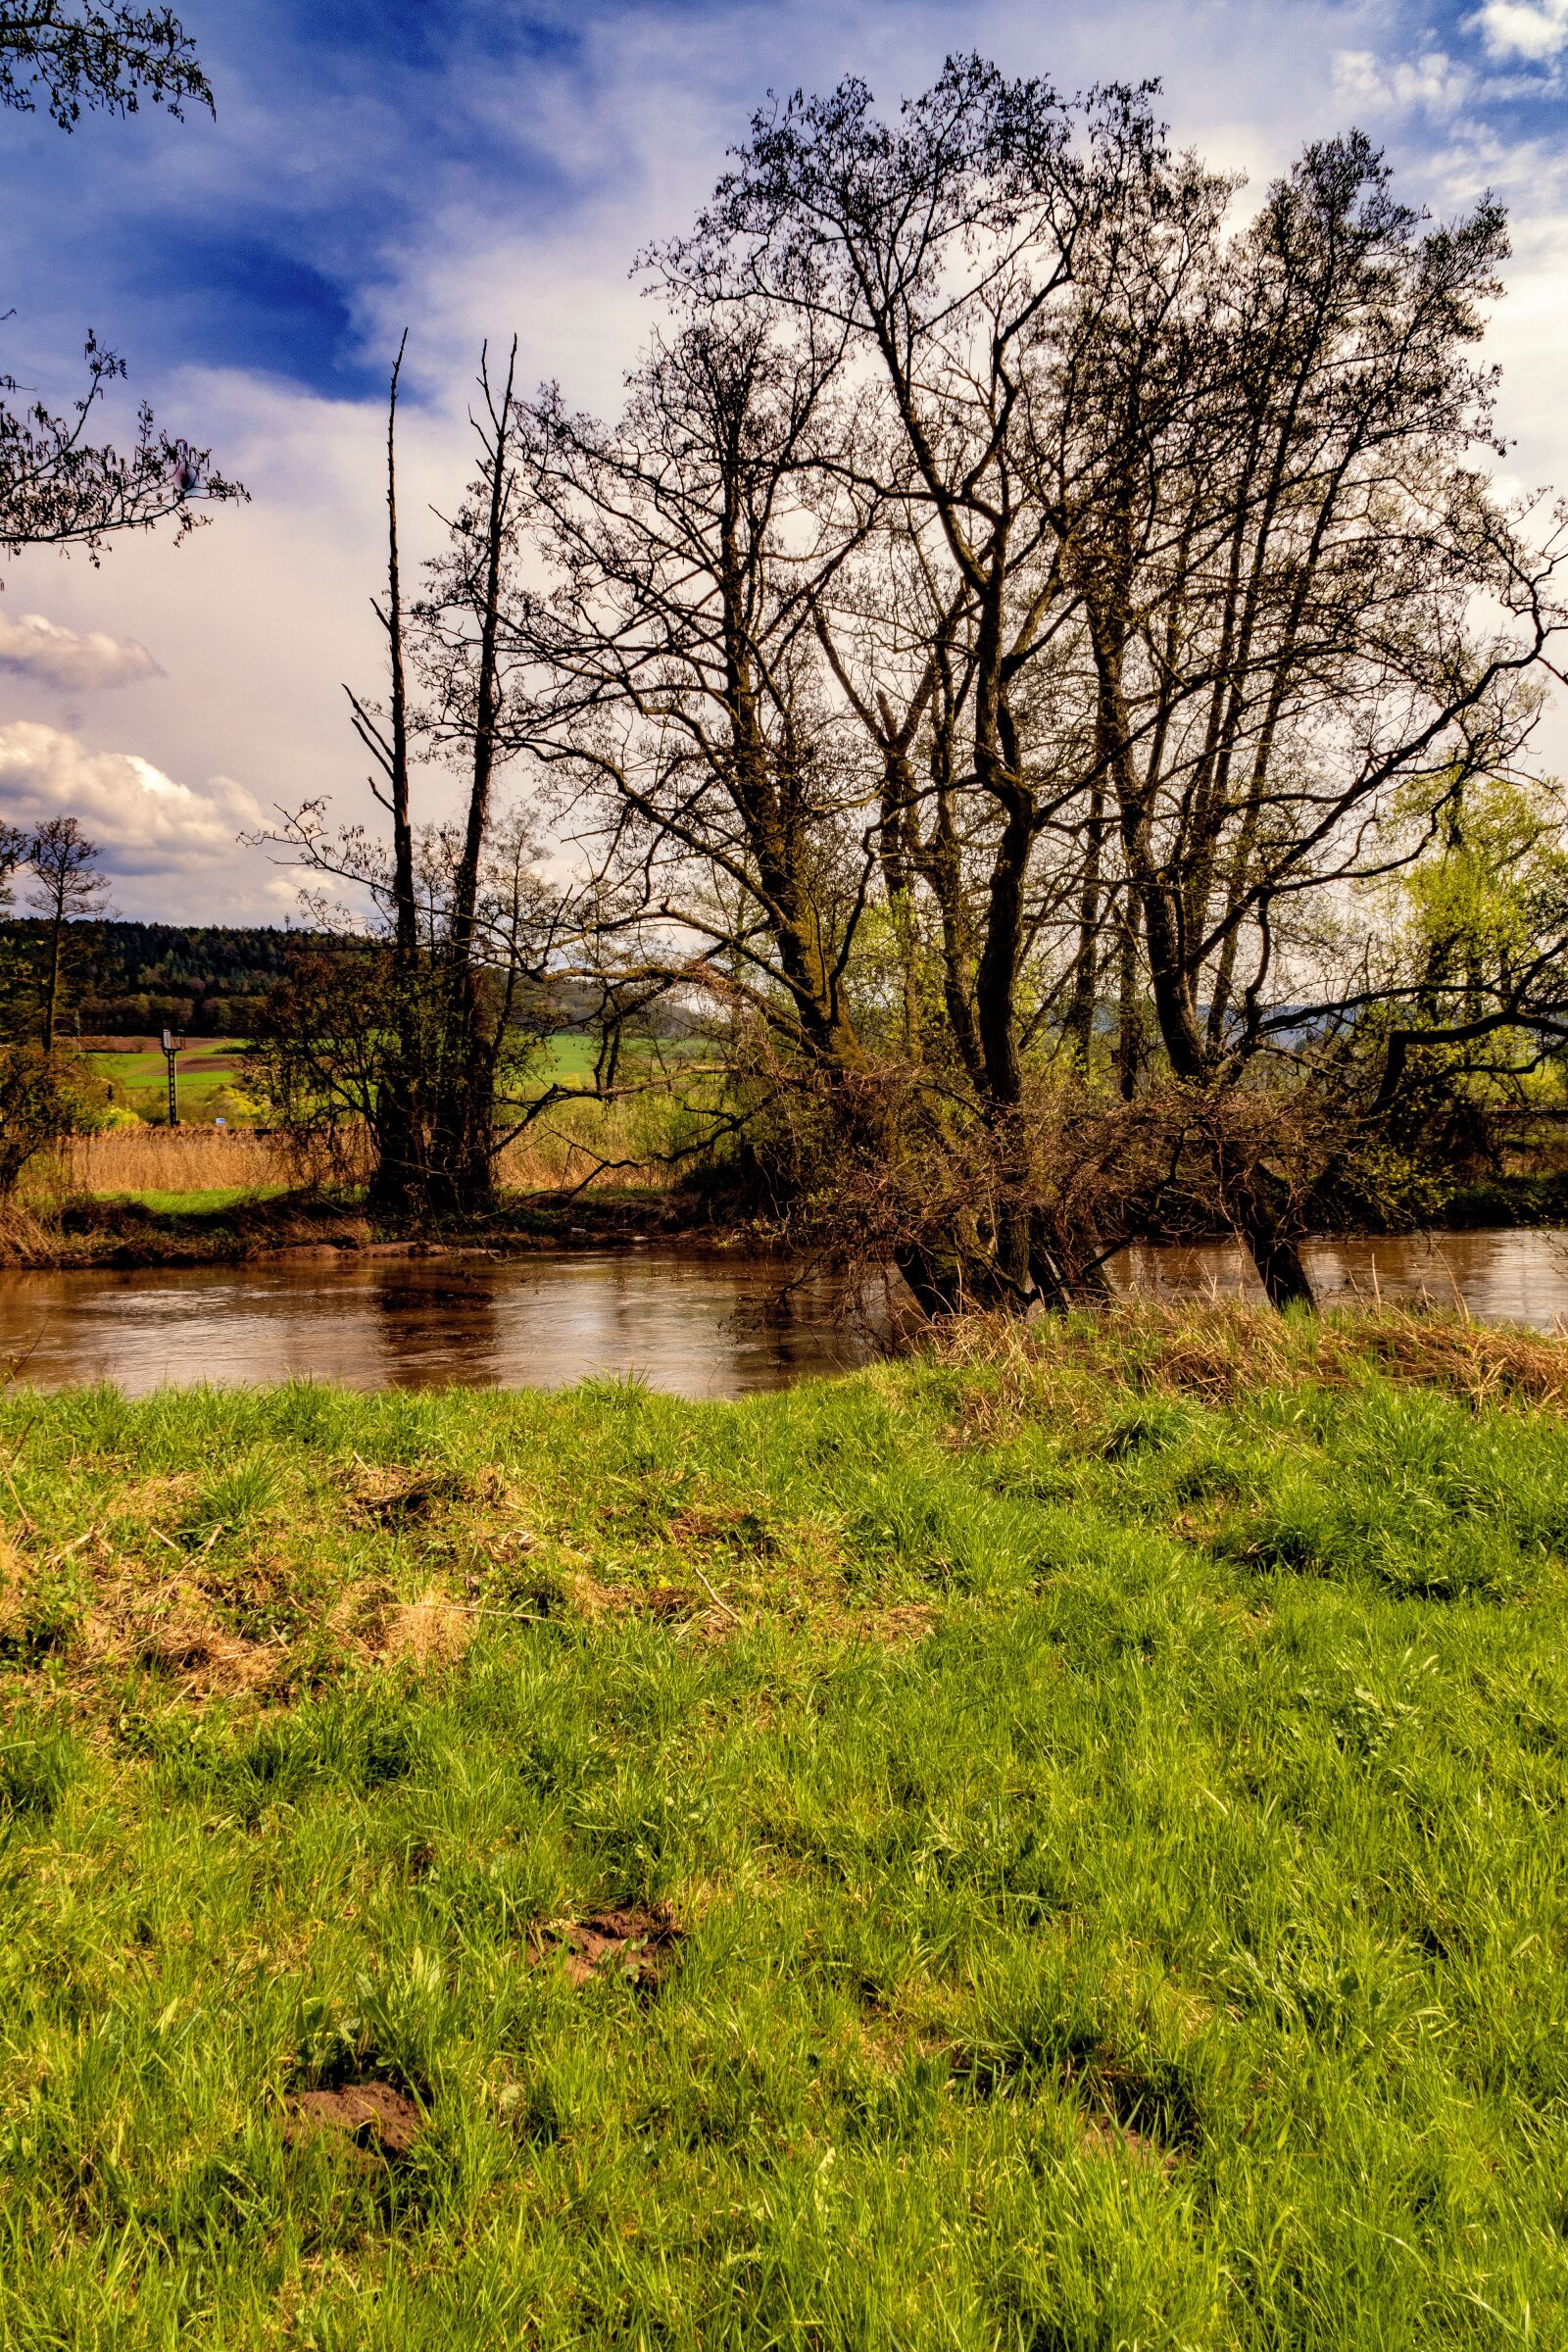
[3,1305,1568,2346]
[38,1034,702,1231]
[75,1034,625,1125]
[82,1041,255,1128]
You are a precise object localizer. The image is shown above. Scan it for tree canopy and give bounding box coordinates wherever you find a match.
[0,3,209,125]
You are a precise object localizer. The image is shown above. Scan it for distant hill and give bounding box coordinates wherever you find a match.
[0,918,694,1042]
[0,919,332,1039]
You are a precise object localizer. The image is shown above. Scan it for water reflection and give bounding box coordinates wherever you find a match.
[1109,1228,1568,1330]
[0,1249,899,1399]
[0,1228,1562,1398]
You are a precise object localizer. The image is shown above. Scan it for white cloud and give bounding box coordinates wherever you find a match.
[0,720,263,876]
[0,612,162,693]
[3,0,1562,913]
[1333,46,1473,116]
[1472,2,1568,63]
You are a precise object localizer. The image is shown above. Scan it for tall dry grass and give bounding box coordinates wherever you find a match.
[935,1294,1568,1411]
[32,1090,683,1202]
[53,1125,290,1199]
[494,1093,677,1192]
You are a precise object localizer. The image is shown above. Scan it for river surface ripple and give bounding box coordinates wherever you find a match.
[0,1227,1561,1398]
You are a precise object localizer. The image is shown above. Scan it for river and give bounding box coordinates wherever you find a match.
[0,1227,1562,1399]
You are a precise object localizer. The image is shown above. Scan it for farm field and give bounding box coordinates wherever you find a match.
[74,1034,701,1137]
[82,1039,254,1126]
[2,1305,1566,2347]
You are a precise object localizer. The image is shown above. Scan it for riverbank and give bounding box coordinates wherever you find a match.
[2,1303,1565,2346]
[7,1163,1568,1272]
[0,1183,726,1269]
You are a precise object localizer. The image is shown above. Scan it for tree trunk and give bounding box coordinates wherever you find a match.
[41,909,62,1054]
[1224,1155,1316,1310]
[1114,901,1141,1101]
[1064,782,1105,1063]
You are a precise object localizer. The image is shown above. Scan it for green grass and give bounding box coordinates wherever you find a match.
[97,1185,293,1214]
[76,1033,703,1127]
[81,1041,253,1125]
[3,1306,1568,2346]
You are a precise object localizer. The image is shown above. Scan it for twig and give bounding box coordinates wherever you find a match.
[394,1596,555,1626]
[686,1561,741,1623]
[45,1524,97,1568]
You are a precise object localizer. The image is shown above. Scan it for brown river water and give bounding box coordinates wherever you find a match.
[0,1228,1563,1400]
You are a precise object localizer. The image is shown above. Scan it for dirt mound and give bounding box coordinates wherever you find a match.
[136,1615,277,1694]
[642,1584,700,1621]
[869,1603,936,1643]
[534,1904,682,1990]
[286,2081,423,2160]
[374,1587,474,1668]
[566,1572,731,1631]
[346,1457,509,1528]
[81,1574,280,1697]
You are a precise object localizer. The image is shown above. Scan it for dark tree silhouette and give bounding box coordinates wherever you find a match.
[26,813,110,1050]
[0,3,241,565]
[0,3,210,123]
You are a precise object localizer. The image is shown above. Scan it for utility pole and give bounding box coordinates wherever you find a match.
[162,1027,182,1127]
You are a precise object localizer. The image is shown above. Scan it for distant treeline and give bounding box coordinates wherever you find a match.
[0,920,331,1038]
[0,920,624,1042]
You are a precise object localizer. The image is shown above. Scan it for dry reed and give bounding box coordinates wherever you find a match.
[935,1296,1568,1412]
[495,1094,669,1192]
[28,1091,672,1203]
[56,1125,289,1198]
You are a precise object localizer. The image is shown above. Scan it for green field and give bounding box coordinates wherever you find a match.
[82,1039,254,1124]
[77,1034,697,1125]
[3,1307,1566,2346]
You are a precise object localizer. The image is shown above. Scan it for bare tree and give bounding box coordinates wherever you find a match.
[513,311,865,1060]
[268,61,1568,1308]
[0,2,242,567]
[516,63,1215,1304]
[255,345,626,1217]
[1041,135,1566,1298]
[637,63,1567,1307]
[25,813,109,1050]
[0,4,210,122]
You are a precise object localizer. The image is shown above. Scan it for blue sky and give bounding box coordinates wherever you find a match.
[1,0,1566,917]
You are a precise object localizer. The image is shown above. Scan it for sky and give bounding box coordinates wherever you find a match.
[0,0,1565,921]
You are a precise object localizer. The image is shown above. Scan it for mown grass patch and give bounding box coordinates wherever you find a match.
[1,1306,1567,2346]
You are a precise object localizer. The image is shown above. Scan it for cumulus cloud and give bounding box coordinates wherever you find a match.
[1333,46,1473,116]
[0,612,163,694]
[1472,2,1568,63]
[0,721,263,875]
[3,0,1563,909]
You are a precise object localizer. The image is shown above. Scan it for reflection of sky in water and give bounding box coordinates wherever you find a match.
[1110,1230,1568,1334]
[0,1232,1564,1398]
[0,1252,901,1399]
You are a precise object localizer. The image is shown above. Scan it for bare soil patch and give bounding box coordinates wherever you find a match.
[533,1904,683,1991]
[285,2081,423,2161]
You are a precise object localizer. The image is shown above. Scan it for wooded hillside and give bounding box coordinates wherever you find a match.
[0,921,328,1037]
